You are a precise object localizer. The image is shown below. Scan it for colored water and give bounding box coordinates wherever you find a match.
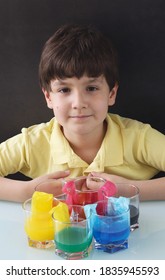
[93,226,130,245]
[73,192,98,205]
[93,212,130,245]
[55,227,92,253]
[130,205,139,225]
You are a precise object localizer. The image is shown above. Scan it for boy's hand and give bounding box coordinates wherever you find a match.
[28,170,70,197]
[89,172,129,188]
[0,170,70,202]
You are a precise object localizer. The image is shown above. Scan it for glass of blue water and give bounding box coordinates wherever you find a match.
[92,200,130,253]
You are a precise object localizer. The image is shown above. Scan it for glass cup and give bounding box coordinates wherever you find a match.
[91,200,130,253]
[62,176,106,205]
[104,183,139,231]
[52,204,93,259]
[34,179,68,208]
[22,198,55,249]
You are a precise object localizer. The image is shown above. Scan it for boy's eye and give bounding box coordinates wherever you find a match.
[58,87,70,93]
[87,86,98,91]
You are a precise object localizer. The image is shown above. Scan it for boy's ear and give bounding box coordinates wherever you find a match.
[108,84,118,106]
[42,89,53,109]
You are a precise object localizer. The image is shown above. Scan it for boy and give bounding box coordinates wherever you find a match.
[0,23,165,202]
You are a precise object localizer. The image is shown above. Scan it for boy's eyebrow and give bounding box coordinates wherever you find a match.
[51,80,67,87]
[51,76,104,87]
[88,77,104,83]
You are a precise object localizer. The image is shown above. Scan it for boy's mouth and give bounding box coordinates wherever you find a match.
[69,115,92,119]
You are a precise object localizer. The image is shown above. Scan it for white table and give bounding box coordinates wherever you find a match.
[0,200,165,260]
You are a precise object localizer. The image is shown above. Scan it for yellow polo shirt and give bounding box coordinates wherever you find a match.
[0,114,165,179]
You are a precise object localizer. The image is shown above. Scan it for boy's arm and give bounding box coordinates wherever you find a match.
[0,170,70,202]
[134,177,165,201]
[90,172,165,201]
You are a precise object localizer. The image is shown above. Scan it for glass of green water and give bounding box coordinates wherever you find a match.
[52,204,93,259]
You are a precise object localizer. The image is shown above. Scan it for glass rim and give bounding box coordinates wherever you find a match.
[110,183,140,199]
[62,176,106,194]
[115,182,139,192]
[74,176,106,181]
[22,198,32,213]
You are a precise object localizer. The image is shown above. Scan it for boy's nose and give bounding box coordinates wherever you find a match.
[72,91,87,109]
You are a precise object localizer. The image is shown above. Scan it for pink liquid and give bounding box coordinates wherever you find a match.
[73,192,98,205]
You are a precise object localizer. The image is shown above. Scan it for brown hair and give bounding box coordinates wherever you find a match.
[39,24,119,92]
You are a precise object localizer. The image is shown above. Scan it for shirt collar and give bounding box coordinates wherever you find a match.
[50,119,88,167]
[50,114,123,168]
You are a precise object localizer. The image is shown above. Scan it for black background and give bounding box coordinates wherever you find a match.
[0,1,165,157]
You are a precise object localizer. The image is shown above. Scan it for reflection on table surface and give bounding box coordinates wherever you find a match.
[0,200,165,260]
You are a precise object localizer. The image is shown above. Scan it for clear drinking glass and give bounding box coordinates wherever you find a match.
[34,179,68,208]
[91,200,130,253]
[22,198,55,249]
[62,176,106,205]
[104,183,139,231]
[52,204,93,259]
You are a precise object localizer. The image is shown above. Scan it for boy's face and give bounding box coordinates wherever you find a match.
[43,75,118,139]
